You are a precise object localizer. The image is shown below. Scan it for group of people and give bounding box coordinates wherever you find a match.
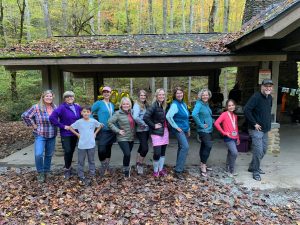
[21,78,274,184]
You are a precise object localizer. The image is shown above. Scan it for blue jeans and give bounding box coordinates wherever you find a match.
[34,134,56,173]
[174,130,189,173]
[248,129,268,175]
[225,140,238,173]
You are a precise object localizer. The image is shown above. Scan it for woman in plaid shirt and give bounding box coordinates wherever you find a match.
[22,90,57,183]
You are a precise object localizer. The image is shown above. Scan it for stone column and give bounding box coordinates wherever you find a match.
[268,123,280,154]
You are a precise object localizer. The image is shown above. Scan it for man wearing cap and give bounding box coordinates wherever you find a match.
[244,79,273,181]
[50,91,82,179]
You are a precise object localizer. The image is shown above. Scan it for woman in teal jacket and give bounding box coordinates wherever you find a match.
[192,88,214,177]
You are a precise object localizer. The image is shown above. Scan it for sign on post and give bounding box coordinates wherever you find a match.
[258,69,271,84]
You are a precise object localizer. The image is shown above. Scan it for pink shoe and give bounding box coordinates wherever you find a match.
[153,171,159,177]
[159,169,167,177]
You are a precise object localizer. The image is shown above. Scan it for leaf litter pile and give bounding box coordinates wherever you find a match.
[0,122,33,159]
[0,166,299,224]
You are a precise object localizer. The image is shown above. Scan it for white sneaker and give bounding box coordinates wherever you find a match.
[136,164,144,175]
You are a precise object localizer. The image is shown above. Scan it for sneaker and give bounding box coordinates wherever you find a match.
[153,171,159,177]
[37,173,45,183]
[124,168,131,178]
[248,168,265,174]
[64,168,71,179]
[174,172,185,180]
[79,178,91,186]
[159,169,167,177]
[136,164,144,175]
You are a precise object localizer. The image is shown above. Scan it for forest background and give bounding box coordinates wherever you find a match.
[0,0,298,121]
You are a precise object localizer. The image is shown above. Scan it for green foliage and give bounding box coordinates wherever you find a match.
[0,67,42,121]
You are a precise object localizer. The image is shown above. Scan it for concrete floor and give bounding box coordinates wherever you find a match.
[1,124,299,190]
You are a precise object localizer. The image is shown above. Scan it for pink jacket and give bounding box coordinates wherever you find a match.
[214,111,240,140]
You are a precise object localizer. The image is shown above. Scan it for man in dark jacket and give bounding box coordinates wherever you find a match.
[244,79,273,181]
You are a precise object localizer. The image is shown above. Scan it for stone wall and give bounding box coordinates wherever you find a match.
[268,124,280,154]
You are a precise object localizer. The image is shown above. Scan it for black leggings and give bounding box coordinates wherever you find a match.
[61,136,78,169]
[118,141,134,167]
[198,132,213,164]
[136,131,149,158]
[98,144,112,162]
[153,145,167,161]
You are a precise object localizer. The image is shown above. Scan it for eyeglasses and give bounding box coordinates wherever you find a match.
[64,95,74,98]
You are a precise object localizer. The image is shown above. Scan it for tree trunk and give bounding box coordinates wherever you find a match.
[200,0,205,32]
[10,71,18,101]
[170,0,174,33]
[138,0,143,34]
[97,0,101,34]
[151,77,155,98]
[41,0,52,37]
[163,0,167,34]
[17,0,26,43]
[89,0,95,34]
[61,0,68,35]
[181,0,186,33]
[24,0,31,41]
[148,0,154,33]
[0,0,6,47]
[208,0,217,32]
[189,0,194,33]
[163,77,168,96]
[223,0,229,32]
[125,0,130,33]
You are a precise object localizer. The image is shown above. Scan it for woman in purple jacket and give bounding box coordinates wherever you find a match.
[49,91,81,179]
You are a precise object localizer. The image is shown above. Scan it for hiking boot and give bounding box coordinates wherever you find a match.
[136,163,144,175]
[159,169,167,177]
[124,168,131,178]
[64,168,71,179]
[37,173,45,183]
[79,177,91,186]
[153,171,159,177]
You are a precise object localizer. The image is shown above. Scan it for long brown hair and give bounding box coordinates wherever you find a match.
[172,86,184,100]
[136,89,149,109]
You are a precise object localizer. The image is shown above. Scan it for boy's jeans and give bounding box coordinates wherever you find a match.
[34,134,56,173]
[77,148,96,178]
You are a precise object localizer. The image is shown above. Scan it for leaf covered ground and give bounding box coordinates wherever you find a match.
[0,122,33,159]
[0,166,299,224]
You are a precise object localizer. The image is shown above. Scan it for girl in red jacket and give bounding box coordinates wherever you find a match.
[214,99,240,177]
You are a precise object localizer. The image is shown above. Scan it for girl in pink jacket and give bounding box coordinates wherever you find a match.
[214,99,240,177]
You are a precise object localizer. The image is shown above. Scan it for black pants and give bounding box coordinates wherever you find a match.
[118,141,134,167]
[61,136,78,169]
[98,144,112,162]
[136,131,149,158]
[198,132,213,164]
[153,145,167,161]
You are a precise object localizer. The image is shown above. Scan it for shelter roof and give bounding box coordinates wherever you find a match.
[0,33,230,59]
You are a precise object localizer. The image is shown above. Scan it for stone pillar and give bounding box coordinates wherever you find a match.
[268,123,280,154]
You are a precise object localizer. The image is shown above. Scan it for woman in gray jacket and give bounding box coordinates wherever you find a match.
[108,97,135,178]
[132,90,149,175]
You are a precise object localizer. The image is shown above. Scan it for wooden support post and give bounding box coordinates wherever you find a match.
[93,74,103,101]
[272,61,280,122]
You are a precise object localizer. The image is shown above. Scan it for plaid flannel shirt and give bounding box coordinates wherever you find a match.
[22,104,57,138]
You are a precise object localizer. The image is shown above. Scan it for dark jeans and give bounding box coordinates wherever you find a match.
[153,145,167,161]
[174,130,189,173]
[118,141,134,167]
[248,129,268,175]
[198,132,213,164]
[136,131,149,158]
[61,136,78,169]
[97,144,112,162]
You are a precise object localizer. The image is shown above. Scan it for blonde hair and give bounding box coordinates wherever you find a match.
[152,88,167,109]
[38,90,55,111]
[136,89,149,109]
[197,88,212,100]
[120,97,132,110]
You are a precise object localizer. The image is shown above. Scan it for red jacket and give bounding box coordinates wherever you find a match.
[214,111,240,141]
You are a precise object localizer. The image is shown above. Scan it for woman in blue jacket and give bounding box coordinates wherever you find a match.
[132,90,149,175]
[166,87,190,179]
[192,88,214,177]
